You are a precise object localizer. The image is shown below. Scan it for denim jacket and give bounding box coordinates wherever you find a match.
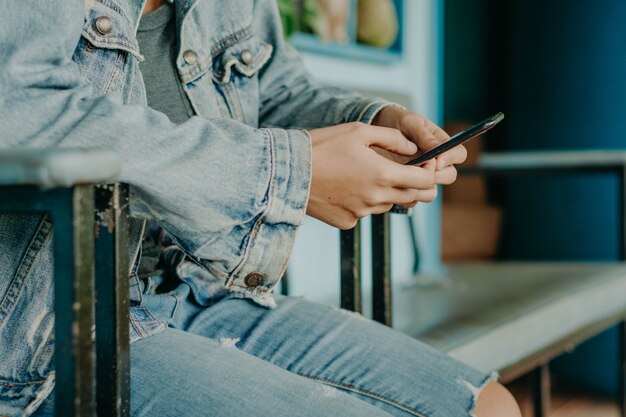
[0,0,388,414]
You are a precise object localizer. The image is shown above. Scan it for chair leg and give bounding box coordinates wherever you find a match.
[340,222,362,313]
[619,320,626,417]
[52,186,95,417]
[371,213,392,326]
[95,184,131,417]
[406,214,420,275]
[531,364,551,417]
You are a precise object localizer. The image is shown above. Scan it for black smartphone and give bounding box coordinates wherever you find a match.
[405,112,505,166]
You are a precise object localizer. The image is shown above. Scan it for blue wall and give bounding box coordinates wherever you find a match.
[498,0,626,394]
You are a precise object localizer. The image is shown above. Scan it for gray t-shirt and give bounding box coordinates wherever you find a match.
[136,3,196,276]
[137,2,195,125]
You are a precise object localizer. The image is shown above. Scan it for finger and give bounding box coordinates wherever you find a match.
[383,187,439,205]
[425,118,451,143]
[394,201,418,209]
[369,204,395,215]
[399,115,441,151]
[421,119,458,170]
[360,124,418,156]
[419,159,437,172]
[377,160,436,189]
[436,144,467,170]
[434,166,458,185]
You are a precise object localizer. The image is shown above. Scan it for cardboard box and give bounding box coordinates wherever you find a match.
[443,175,487,205]
[442,204,502,261]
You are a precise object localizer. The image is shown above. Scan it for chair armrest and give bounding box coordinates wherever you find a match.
[0,149,121,188]
[460,150,626,174]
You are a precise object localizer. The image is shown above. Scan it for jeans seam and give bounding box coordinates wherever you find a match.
[0,371,53,387]
[0,216,51,324]
[298,374,428,417]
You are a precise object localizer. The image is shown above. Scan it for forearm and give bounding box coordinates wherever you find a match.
[2,87,311,285]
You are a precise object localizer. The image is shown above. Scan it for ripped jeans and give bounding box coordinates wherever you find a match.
[33,275,495,417]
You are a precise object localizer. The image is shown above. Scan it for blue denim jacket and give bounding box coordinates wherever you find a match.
[0,0,388,414]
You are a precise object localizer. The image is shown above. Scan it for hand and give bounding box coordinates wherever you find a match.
[306,122,438,229]
[372,106,467,185]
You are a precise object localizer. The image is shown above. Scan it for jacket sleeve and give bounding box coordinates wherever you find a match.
[0,0,311,295]
[254,0,392,130]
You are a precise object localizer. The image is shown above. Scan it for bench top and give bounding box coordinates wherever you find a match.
[391,262,626,379]
[479,150,626,171]
[0,149,121,188]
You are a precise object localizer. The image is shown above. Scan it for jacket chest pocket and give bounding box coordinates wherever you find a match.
[211,33,273,126]
[73,1,144,103]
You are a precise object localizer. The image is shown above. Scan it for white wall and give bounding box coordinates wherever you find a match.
[287,0,445,307]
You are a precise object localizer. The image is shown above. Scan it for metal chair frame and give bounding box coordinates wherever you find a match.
[0,183,130,417]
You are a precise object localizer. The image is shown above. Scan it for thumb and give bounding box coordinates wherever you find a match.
[364,125,418,156]
[401,116,442,151]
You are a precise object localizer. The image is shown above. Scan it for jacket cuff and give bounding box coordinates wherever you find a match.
[349,100,404,125]
[223,128,312,296]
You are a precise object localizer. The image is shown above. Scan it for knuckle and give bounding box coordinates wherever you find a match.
[437,167,457,185]
[354,206,370,219]
[338,216,359,230]
[459,145,468,162]
[447,168,458,183]
[372,204,393,215]
[374,167,392,185]
[425,188,438,202]
[363,191,379,205]
[351,121,367,133]
[399,112,415,126]
[349,213,361,226]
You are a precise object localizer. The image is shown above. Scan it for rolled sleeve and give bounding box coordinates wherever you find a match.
[350,100,401,125]
[199,128,312,296]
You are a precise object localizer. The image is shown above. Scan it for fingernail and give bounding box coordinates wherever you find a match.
[408,142,418,153]
[439,159,447,169]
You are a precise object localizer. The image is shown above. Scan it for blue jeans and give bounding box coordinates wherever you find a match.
[33,276,493,417]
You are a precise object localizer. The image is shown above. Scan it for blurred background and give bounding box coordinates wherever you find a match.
[280,1,626,415]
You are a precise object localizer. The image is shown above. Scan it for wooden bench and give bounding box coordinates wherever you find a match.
[390,263,626,415]
[400,151,626,416]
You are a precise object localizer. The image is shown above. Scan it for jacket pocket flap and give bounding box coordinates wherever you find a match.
[82,0,143,60]
[212,32,273,84]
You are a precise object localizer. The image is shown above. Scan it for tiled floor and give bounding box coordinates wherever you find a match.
[508,376,619,417]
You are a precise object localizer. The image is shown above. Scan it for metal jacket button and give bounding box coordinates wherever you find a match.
[244,272,265,288]
[95,16,113,35]
[183,49,198,65]
[240,49,254,65]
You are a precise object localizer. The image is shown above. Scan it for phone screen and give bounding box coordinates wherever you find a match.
[405,112,504,166]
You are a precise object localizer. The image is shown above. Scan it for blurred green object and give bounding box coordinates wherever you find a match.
[278,0,320,38]
[357,0,399,48]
